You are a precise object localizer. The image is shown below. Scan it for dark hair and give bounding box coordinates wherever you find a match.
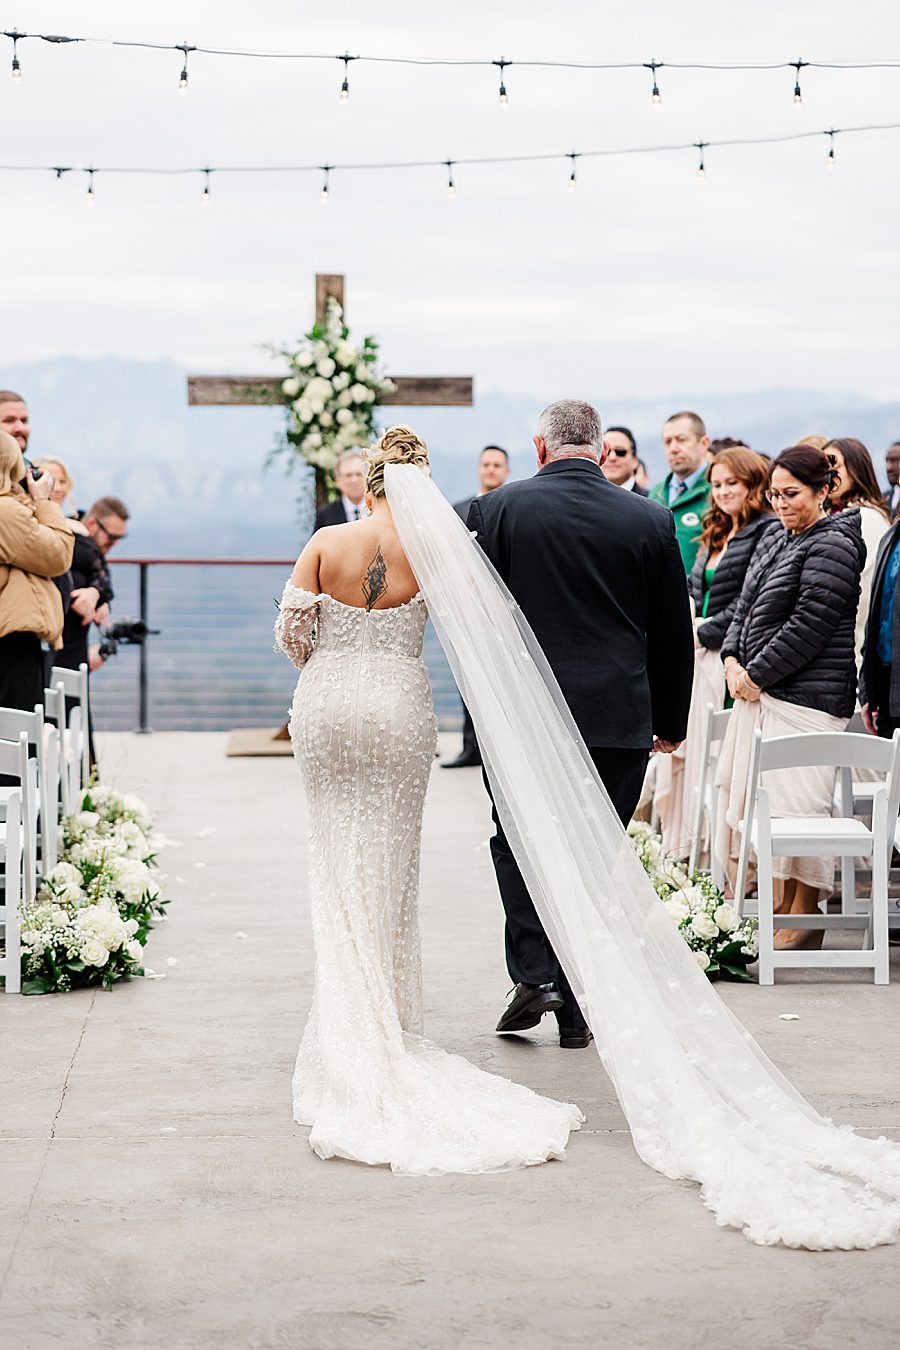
[481,443,509,463]
[88,494,130,523]
[699,446,771,554]
[770,445,837,493]
[709,436,749,455]
[605,425,637,454]
[824,437,889,518]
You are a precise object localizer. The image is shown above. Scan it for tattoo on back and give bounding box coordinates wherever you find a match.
[362,546,389,611]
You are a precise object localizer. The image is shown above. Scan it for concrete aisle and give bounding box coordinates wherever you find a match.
[2,732,900,1350]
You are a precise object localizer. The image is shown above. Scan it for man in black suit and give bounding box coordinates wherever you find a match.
[861,515,900,738]
[468,399,693,1048]
[314,450,367,530]
[602,424,649,496]
[882,441,900,522]
[445,445,511,768]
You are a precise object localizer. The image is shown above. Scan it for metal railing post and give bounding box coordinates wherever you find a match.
[136,562,152,734]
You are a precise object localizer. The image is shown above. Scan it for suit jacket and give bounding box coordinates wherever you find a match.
[882,488,900,523]
[467,458,694,749]
[859,519,900,714]
[632,483,649,498]
[453,495,476,523]
[314,498,352,530]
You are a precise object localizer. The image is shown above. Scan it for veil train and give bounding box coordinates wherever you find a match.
[385,461,900,1250]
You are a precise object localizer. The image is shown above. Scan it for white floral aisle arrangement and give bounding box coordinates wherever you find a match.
[19,785,168,996]
[270,297,395,505]
[627,821,759,980]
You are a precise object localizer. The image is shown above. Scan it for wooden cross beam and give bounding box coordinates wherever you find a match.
[187,273,474,409]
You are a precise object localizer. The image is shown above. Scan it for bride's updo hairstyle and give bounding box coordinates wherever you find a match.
[365,425,430,499]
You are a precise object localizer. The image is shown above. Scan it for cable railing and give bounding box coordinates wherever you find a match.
[94,558,462,733]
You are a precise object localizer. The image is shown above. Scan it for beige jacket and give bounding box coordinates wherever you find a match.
[0,493,75,648]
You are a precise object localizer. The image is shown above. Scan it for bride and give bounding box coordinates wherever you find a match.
[277,425,900,1248]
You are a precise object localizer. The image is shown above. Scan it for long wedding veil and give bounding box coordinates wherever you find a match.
[385,461,900,1250]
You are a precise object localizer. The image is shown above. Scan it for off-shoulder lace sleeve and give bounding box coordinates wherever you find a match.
[274,582,320,670]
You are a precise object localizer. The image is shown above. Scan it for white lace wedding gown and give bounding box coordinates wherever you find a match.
[275,582,582,1175]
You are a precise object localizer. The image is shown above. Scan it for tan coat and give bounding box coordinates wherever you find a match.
[0,493,75,648]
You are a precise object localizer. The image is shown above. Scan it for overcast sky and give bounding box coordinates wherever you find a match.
[3,1,900,400]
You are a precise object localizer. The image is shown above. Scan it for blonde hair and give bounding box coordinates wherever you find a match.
[365,425,430,498]
[797,433,829,452]
[0,429,26,497]
[33,455,74,497]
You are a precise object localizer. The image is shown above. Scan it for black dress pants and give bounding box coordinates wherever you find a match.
[871,660,900,738]
[486,745,649,1031]
[0,632,44,786]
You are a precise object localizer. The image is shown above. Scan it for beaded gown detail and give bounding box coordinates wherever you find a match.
[275,582,582,1175]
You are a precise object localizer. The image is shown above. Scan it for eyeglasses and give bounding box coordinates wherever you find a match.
[95,520,128,544]
[764,488,807,504]
[607,447,633,458]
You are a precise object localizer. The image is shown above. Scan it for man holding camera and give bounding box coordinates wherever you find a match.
[57,495,130,676]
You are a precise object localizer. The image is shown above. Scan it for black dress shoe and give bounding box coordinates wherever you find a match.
[496,982,564,1033]
[441,751,483,769]
[558,1027,593,1050]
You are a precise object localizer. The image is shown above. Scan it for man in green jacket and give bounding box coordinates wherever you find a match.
[649,410,712,573]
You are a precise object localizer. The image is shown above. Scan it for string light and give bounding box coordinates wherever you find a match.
[177,41,193,93]
[792,59,806,104]
[10,30,21,81]
[646,59,662,104]
[826,129,837,166]
[494,58,510,106]
[202,167,212,204]
[339,53,354,104]
[695,141,707,178]
[320,166,331,203]
[445,160,456,197]
[567,153,578,190]
[85,168,95,203]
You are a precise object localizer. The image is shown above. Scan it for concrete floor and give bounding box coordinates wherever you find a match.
[3,731,900,1350]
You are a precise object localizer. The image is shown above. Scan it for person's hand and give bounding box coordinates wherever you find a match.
[87,643,104,672]
[26,468,54,501]
[94,602,110,625]
[70,586,101,624]
[739,674,762,703]
[652,737,682,754]
[725,661,745,700]
[861,702,879,736]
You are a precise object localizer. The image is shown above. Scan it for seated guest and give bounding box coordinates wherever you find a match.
[655,446,776,858]
[602,426,647,495]
[446,444,511,768]
[0,430,74,712]
[882,440,900,521]
[650,411,713,573]
[716,446,864,949]
[314,451,367,528]
[824,437,890,664]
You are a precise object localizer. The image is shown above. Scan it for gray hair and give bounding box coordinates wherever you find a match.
[335,449,365,476]
[535,400,602,457]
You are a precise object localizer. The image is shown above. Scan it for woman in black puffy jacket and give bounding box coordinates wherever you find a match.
[717,446,865,950]
[656,447,776,859]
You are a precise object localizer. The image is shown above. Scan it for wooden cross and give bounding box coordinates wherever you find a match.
[187,272,474,409]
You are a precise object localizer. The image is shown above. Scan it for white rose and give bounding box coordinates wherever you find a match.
[309,398,325,416]
[316,357,336,378]
[296,351,313,368]
[50,862,82,887]
[665,899,690,925]
[694,950,711,971]
[80,939,110,967]
[126,940,144,962]
[306,432,323,449]
[354,364,369,381]
[75,810,101,831]
[318,411,334,428]
[335,408,353,426]
[349,384,368,404]
[714,904,739,933]
[337,390,353,408]
[281,376,300,397]
[335,344,355,368]
[691,912,719,941]
[332,371,351,390]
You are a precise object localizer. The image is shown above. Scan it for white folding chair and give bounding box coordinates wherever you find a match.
[0,732,38,908]
[688,703,732,887]
[734,729,900,985]
[0,704,54,876]
[0,762,23,994]
[49,663,90,792]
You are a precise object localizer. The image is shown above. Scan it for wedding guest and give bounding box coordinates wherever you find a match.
[796,433,829,452]
[33,456,76,513]
[0,430,74,712]
[635,458,650,491]
[860,511,900,739]
[824,437,890,663]
[602,426,648,495]
[883,441,900,521]
[709,437,750,456]
[0,390,30,454]
[445,444,511,768]
[716,446,864,950]
[650,411,713,572]
[655,446,776,857]
[314,451,367,528]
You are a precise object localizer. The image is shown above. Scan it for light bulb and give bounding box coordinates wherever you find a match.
[447,179,456,198]
[86,174,95,203]
[499,82,508,107]
[340,77,349,105]
[320,185,329,204]
[179,66,188,94]
[794,80,802,104]
[202,185,211,205]
[827,147,835,168]
[651,83,661,104]
[697,162,706,180]
[11,55,21,82]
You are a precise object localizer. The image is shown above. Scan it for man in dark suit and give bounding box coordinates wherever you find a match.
[861,516,900,738]
[468,400,694,1048]
[602,425,648,496]
[882,441,900,522]
[314,450,367,530]
[444,445,511,768]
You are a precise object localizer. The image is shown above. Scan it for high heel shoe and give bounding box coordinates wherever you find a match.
[773,926,825,952]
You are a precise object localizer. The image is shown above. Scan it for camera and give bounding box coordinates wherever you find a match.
[97,617,159,662]
[19,457,53,491]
